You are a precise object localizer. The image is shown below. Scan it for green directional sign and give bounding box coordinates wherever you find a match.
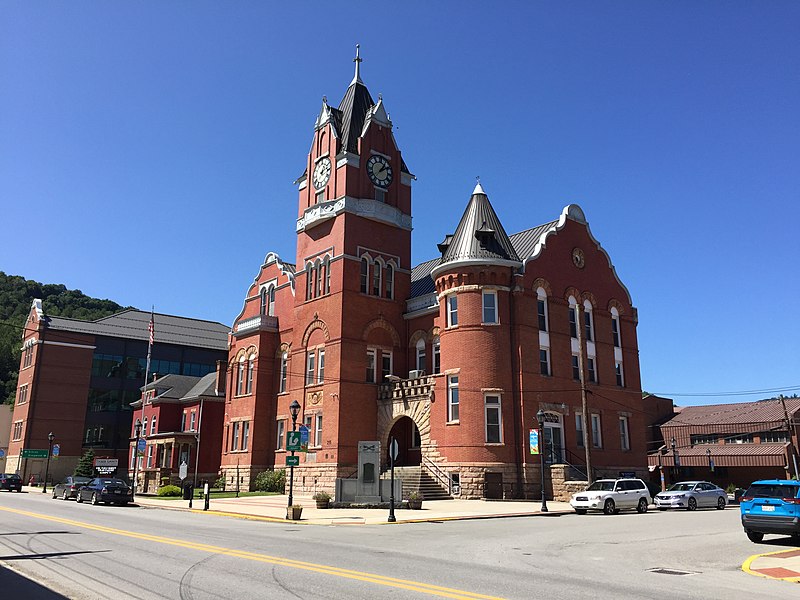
[286,431,302,452]
[285,455,299,466]
[22,449,48,458]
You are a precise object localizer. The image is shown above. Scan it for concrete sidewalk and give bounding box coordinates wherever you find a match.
[743,546,800,583]
[133,493,573,525]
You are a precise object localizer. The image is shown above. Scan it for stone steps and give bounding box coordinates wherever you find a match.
[383,465,452,500]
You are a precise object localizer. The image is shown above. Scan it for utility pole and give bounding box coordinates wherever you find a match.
[778,395,799,479]
[576,303,593,484]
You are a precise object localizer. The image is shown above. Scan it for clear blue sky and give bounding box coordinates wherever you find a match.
[2,2,798,406]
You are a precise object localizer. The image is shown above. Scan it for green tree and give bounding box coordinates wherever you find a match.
[74,449,96,477]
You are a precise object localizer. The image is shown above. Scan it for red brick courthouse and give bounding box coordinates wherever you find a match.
[219,53,648,500]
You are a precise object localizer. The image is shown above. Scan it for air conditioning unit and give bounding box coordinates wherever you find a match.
[408,370,425,379]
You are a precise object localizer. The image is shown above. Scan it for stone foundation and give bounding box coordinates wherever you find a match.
[220,463,356,497]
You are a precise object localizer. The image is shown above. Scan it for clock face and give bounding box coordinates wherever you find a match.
[572,247,585,269]
[367,155,393,188]
[312,157,331,190]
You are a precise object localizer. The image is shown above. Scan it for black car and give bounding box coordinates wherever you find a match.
[0,473,23,492]
[76,478,132,505]
[52,476,92,500]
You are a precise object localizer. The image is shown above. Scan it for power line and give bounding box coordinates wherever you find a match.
[653,385,800,397]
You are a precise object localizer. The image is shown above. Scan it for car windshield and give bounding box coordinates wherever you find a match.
[586,481,615,492]
[667,483,695,492]
[745,484,800,499]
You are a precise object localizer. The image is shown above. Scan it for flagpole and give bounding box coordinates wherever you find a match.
[137,306,155,494]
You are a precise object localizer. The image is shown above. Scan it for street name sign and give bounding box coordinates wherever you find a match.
[286,431,301,452]
[285,455,299,466]
[22,449,48,458]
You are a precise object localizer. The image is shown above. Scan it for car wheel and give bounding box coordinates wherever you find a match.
[716,497,726,510]
[91,492,99,506]
[52,490,57,499]
[746,531,764,543]
[62,490,69,501]
[687,497,697,511]
[575,509,587,515]
[76,493,83,503]
[603,499,616,515]
[637,498,648,513]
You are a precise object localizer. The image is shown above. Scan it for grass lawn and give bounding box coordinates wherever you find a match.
[146,490,281,501]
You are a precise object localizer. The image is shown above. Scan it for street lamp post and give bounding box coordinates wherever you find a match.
[536,409,548,513]
[132,419,142,501]
[287,400,301,513]
[706,447,714,475]
[42,432,54,494]
[671,437,680,482]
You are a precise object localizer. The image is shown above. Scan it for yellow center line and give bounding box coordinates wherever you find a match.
[0,506,505,600]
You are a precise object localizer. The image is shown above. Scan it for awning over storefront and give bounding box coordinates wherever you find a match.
[647,443,790,468]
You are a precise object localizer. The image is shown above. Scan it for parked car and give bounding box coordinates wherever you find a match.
[654,481,727,511]
[0,473,23,492]
[740,479,800,543]
[76,478,132,506]
[52,476,93,500]
[570,478,651,515]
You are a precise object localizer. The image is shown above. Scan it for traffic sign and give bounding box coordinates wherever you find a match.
[52,444,60,457]
[286,431,301,452]
[0,449,6,458]
[389,438,399,461]
[179,461,188,481]
[22,449,48,458]
[285,455,299,466]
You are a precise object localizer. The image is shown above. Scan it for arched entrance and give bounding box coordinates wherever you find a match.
[543,412,564,464]
[387,416,421,466]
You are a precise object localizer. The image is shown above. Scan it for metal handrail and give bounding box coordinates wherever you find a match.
[421,456,451,491]
[559,447,598,481]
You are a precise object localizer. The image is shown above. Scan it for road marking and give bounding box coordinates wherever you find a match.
[742,547,800,583]
[0,506,503,599]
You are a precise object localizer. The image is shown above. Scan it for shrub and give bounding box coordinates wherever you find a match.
[725,483,737,494]
[214,476,225,490]
[312,491,331,501]
[157,485,182,497]
[253,469,286,493]
[408,491,423,501]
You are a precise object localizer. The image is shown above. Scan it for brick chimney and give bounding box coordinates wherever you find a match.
[215,360,227,396]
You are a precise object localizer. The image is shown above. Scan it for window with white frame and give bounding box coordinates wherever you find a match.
[315,414,323,447]
[432,336,441,374]
[385,263,394,299]
[415,339,426,373]
[150,416,157,435]
[12,421,23,441]
[236,356,245,395]
[485,395,502,443]
[306,351,316,385]
[276,420,286,450]
[591,414,602,448]
[360,257,369,293]
[189,411,196,432]
[372,258,382,296]
[447,294,458,327]
[306,262,314,300]
[130,449,136,469]
[615,362,624,387]
[181,411,186,432]
[246,354,255,394]
[143,417,148,434]
[482,290,498,324]
[279,351,288,393]
[572,354,580,380]
[232,421,240,451]
[587,357,597,383]
[323,256,331,295]
[583,301,594,342]
[147,445,154,468]
[611,308,621,348]
[619,416,630,451]
[242,421,250,451]
[539,348,550,376]
[366,348,377,382]
[381,351,392,381]
[447,375,459,422]
[568,298,578,338]
[23,343,34,368]
[317,348,325,384]
[17,384,28,405]
[314,258,323,298]
[261,285,275,316]
[576,413,584,447]
[537,290,548,331]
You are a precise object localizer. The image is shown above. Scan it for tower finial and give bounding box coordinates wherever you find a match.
[352,44,363,84]
[473,177,486,195]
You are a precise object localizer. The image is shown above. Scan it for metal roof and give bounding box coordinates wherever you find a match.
[336,80,374,155]
[649,442,790,468]
[46,309,229,351]
[663,398,800,427]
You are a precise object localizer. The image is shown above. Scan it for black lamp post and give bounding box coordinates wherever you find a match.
[42,432,55,494]
[536,409,548,512]
[671,437,680,481]
[132,419,142,501]
[287,400,301,513]
[706,447,714,474]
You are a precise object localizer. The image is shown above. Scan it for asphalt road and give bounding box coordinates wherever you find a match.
[0,490,794,600]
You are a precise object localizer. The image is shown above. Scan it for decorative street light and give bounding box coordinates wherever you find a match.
[132,419,142,501]
[42,432,55,494]
[536,409,548,513]
[671,437,680,481]
[287,400,301,513]
[706,447,714,474]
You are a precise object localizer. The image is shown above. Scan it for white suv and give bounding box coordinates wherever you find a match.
[570,478,651,515]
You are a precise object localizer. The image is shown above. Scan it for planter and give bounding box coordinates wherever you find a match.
[286,506,303,520]
[315,499,330,509]
[408,499,423,510]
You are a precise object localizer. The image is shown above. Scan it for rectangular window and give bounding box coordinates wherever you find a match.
[17,384,28,405]
[360,258,369,294]
[181,411,186,432]
[246,359,254,394]
[569,306,577,338]
[315,414,323,447]
[366,349,376,383]
[306,351,316,385]
[447,294,458,327]
[280,353,288,393]
[572,354,580,381]
[384,264,393,299]
[147,445,154,468]
[619,416,630,451]
[381,351,392,381]
[612,317,620,347]
[372,262,381,296]
[482,291,498,324]
[433,340,441,374]
[416,344,426,372]
[150,417,157,435]
[23,344,34,368]
[576,413,584,448]
[232,422,240,451]
[317,348,325,384]
[189,411,196,432]
[539,349,550,376]
[12,421,23,441]
[587,357,596,383]
[448,375,459,422]
[537,299,547,331]
[242,421,250,451]
[584,311,593,341]
[591,414,602,448]
[485,395,502,443]
[236,362,244,395]
[276,420,286,450]
[615,362,624,387]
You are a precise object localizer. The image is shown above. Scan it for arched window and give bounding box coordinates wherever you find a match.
[384,263,394,299]
[236,356,246,395]
[260,287,267,315]
[432,336,441,374]
[314,259,322,298]
[536,287,548,332]
[267,285,275,316]
[360,256,369,293]
[306,262,314,300]
[372,258,383,296]
[568,296,578,338]
[611,307,621,348]
[415,338,426,373]
[279,351,288,393]
[246,354,255,394]
[150,416,157,435]
[323,256,331,295]
[142,417,148,436]
[583,299,594,342]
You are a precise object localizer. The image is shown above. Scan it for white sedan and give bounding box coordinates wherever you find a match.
[654,481,727,511]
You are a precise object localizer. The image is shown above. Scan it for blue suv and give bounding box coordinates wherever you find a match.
[740,479,800,543]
